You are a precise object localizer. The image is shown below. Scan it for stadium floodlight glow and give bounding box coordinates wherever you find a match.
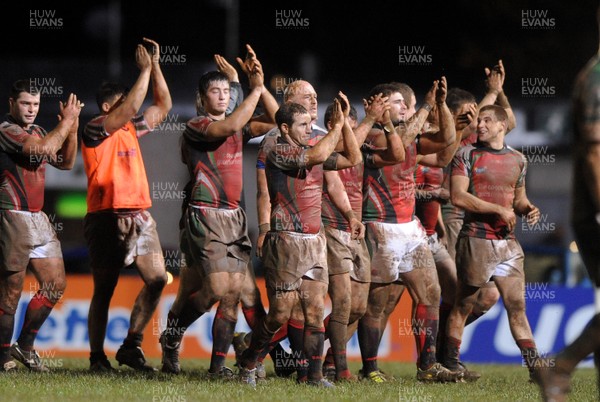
[55,192,87,218]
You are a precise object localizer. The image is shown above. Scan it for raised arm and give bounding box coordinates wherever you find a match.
[202,49,264,140]
[22,93,82,166]
[417,76,456,157]
[239,45,279,136]
[104,44,153,134]
[399,80,437,146]
[302,99,344,167]
[355,93,389,146]
[334,92,362,169]
[50,98,80,169]
[419,102,476,167]
[142,38,173,130]
[241,46,278,120]
[368,109,405,167]
[478,60,516,132]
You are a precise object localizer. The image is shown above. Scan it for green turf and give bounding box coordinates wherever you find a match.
[0,358,596,402]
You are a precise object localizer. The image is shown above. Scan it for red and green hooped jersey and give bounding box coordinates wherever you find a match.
[362,141,419,224]
[414,164,443,236]
[451,143,527,239]
[321,163,364,231]
[266,137,338,234]
[441,134,478,223]
[0,115,47,212]
[182,115,250,210]
[256,125,327,171]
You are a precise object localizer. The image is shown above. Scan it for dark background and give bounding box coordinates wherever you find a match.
[2,0,597,282]
[2,0,597,110]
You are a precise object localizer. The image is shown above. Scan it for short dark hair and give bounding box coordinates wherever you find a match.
[480,104,508,122]
[367,83,398,100]
[10,79,40,100]
[389,82,414,106]
[275,103,309,129]
[96,81,128,110]
[324,102,358,127]
[446,88,476,115]
[197,71,229,98]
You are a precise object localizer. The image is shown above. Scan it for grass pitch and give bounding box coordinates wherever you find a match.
[0,358,596,402]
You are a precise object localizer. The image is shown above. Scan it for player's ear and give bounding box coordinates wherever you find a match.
[196,92,203,111]
[280,122,289,136]
[500,120,508,135]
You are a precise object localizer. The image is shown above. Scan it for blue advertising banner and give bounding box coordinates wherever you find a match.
[461,285,595,366]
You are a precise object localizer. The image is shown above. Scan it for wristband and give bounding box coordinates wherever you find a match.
[421,103,433,113]
[382,125,393,135]
[259,223,270,234]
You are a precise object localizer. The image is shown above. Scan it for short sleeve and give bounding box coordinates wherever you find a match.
[515,153,528,188]
[183,116,214,143]
[0,123,31,153]
[83,115,109,143]
[132,114,151,138]
[322,152,339,171]
[268,143,308,170]
[256,128,280,170]
[451,146,471,178]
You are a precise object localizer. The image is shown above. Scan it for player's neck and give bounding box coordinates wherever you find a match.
[482,139,504,150]
[207,111,225,121]
[10,113,32,129]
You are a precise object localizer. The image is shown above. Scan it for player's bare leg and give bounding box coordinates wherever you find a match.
[234,261,290,379]
[378,282,406,342]
[348,280,370,329]
[357,282,389,381]
[88,264,121,371]
[400,247,459,382]
[435,256,457,360]
[471,285,500,323]
[21,258,66,349]
[12,258,66,371]
[285,300,307,380]
[238,285,298,379]
[159,263,204,374]
[538,314,600,401]
[494,275,539,380]
[324,272,352,380]
[324,279,369,378]
[0,270,25,372]
[443,280,479,371]
[299,279,329,385]
[239,262,266,330]
[190,265,245,377]
[538,219,600,399]
[115,252,167,372]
